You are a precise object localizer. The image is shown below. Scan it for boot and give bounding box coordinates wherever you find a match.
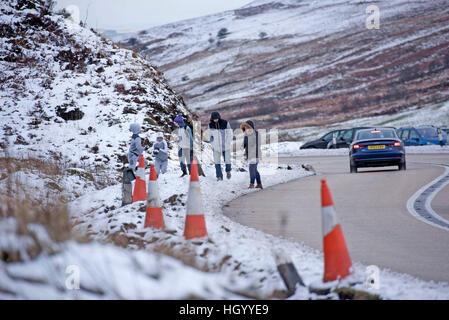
[248,183,255,189]
[226,171,232,179]
[256,184,263,189]
[180,170,188,178]
[217,176,223,181]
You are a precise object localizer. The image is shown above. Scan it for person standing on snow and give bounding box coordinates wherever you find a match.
[206,111,233,181]
[240,120,262,189]
[128,123,148,171]
[174,115,193,177]
[152,132,168,176]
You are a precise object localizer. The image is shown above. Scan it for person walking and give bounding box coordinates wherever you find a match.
[127,123,148,171]
[152,132,168,176]
[174,114,193,177]
[206,111,233,181]
[240,120,262,189]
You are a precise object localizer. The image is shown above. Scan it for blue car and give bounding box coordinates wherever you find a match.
[349,128,406,173]
[397,126,447,146]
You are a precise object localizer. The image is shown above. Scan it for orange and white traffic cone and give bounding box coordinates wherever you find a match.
[183,158,207,239]
[132,154,146,202]
[144,163,165,229]
[321,179,353,282]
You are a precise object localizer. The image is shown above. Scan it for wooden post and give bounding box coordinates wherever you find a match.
[122,168,133,206]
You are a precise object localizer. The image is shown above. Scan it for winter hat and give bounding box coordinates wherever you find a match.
[174,114,184,124]
[240,120,255,134]
[155,132,164,139]
[210,111,221,121]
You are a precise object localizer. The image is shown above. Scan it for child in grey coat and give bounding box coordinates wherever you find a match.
[152,132,168,176]
[128,123,148,171]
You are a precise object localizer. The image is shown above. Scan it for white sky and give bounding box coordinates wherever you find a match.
[55,0,253,31]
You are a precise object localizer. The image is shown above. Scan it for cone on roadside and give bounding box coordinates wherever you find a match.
[144,163,165,229]
[321,179,353,282]
[273,248,305,296]
[183,158,207,239]
[132,154,146,202]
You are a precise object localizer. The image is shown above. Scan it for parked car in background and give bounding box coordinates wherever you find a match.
[441,128,449,135]
[397,126,447,146]
[300,129,348,149]
[334,127,372,148]
[349,128,406,173]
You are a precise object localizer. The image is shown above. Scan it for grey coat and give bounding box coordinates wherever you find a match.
[152,139,168,162]
[241,120,262,164]
[128,123,145,168]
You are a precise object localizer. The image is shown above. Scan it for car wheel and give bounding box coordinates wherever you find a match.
[399,162,406,171]
[350,164,357,173]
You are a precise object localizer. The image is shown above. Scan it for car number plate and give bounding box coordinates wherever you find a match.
[368,145,385,150]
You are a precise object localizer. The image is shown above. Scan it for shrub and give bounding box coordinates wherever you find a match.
[217,28,230,40]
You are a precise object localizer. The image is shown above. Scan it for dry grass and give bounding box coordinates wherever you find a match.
[0,157,62,177]
[0,156,89,263]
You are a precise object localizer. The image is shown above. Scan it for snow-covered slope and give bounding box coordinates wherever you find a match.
[113,0,449,131]
[0,0,191,172]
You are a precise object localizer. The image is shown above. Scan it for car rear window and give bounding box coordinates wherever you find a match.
[356,129,397,140]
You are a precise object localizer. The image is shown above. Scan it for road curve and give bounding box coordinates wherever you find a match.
[223,154,449,282]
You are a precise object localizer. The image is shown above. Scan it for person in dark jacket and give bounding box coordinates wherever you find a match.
[127,123,148,171]
[240,120,262,189]
[206,111,233,181]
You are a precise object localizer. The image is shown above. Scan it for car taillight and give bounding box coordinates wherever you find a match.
[387,142,402,147]
[353,144,360,149]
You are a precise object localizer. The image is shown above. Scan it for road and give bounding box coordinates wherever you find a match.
[223,154,449,282]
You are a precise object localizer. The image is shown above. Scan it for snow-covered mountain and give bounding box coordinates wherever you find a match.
[0,0,191,171]
[112,0,449,130]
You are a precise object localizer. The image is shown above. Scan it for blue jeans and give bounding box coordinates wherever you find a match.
[214,150,231,178]
[249,163,261,185]
[179,148,192,173]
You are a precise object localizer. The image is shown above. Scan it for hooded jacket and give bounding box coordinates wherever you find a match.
[241,120,262,164]
[207,111,232,152]
[152,132,168,162]
[128,123,145,168]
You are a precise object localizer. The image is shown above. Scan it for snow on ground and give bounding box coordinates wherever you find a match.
[0,236,245,299]
[67,157,449,300]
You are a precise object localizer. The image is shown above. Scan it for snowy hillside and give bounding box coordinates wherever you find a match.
[113,0,449,131]
[0,0,191,172]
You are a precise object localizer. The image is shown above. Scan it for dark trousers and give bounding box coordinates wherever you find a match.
[179,148,192,173]
[249,163,261,185]
[214,150,231,178]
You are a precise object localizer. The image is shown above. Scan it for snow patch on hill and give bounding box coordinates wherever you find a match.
[0,0,190,173]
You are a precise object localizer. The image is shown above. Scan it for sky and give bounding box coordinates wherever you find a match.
[55,0,253,31]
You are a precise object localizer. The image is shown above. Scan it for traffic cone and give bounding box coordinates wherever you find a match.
[144,163,165,229]
[183,158,207,239]
[132,154,146,202]
[321,179,353,282]
[273,248,305,295]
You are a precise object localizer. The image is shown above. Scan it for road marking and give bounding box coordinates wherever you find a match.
[406,163,449,231]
